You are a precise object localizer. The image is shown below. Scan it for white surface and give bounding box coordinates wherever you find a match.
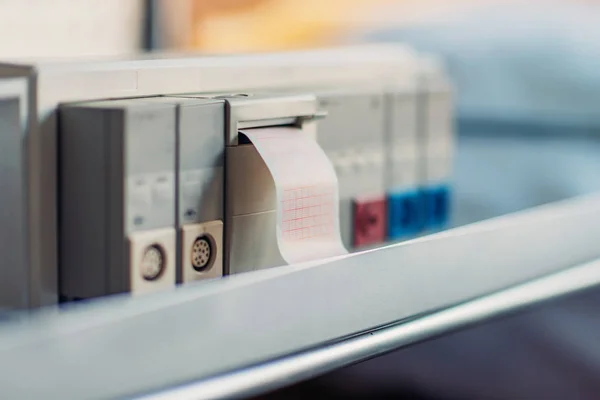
[0,0,143,58]
[241,127,348,264]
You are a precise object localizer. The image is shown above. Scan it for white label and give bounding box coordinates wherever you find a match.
[128,176,152,213]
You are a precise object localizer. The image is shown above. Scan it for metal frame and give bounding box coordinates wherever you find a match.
[143,258,600,400]
[0,193,600,398]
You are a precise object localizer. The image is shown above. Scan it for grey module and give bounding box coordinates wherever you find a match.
[386,90,420,190]
[168,98,224,225]
[137,96,225,225]
[0,97,27,309]
[417,60,454,185]
[314,89,387,199]
[59,98,177,299]
[173,92,319,275]
[141,96,226,283]
[315,89,386,153]
[313,89,387,248]
[388,91,419,151]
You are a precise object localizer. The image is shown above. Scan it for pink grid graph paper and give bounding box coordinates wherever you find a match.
[281,185,335,241]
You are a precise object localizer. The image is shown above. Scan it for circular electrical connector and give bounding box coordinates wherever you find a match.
[191,235,215,272]
[140,245,166,281]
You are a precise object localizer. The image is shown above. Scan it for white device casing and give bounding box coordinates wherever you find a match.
[0,44,428,307]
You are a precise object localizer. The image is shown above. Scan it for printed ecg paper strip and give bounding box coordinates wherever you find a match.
[241,127,348,263]
[281,185,335,241]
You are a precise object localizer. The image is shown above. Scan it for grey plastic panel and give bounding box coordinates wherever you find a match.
[59,107,110,298]
[175,100,225,225]
[228,211,285,274]
[387,92,420,189]
[0,98,27,308]
[138,96,226,226]
[420,69,454,185]
[338,197,353,249]
[311,89,387,248]
[316,90,386,152]
[390,92,419,146]
[124,103,176,233]
[59,99,177,298]
[0,193,599,399]
[0,75,31,310]
[426,92,453,153]
[174,92,318,145]
[227,144,277,217]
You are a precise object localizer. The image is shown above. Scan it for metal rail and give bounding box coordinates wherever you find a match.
[0,193,599,399]
[142,258,600,399]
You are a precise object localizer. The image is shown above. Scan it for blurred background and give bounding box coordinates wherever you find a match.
[4,0,600,398]
[4,0,600,224]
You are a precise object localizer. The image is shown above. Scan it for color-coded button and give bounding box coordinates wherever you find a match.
[353,195,387,248]
[387,189,424,240]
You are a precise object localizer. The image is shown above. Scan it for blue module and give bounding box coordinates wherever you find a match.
[422,184,451,230]
[387,189,424,240]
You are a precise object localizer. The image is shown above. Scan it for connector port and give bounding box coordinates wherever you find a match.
[191,235,216,272]
[140,244,166,281]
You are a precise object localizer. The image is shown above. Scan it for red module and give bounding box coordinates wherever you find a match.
[353,195,387,248]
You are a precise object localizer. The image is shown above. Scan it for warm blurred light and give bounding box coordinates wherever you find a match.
[187,0,398,52]
[181,0,506,53]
